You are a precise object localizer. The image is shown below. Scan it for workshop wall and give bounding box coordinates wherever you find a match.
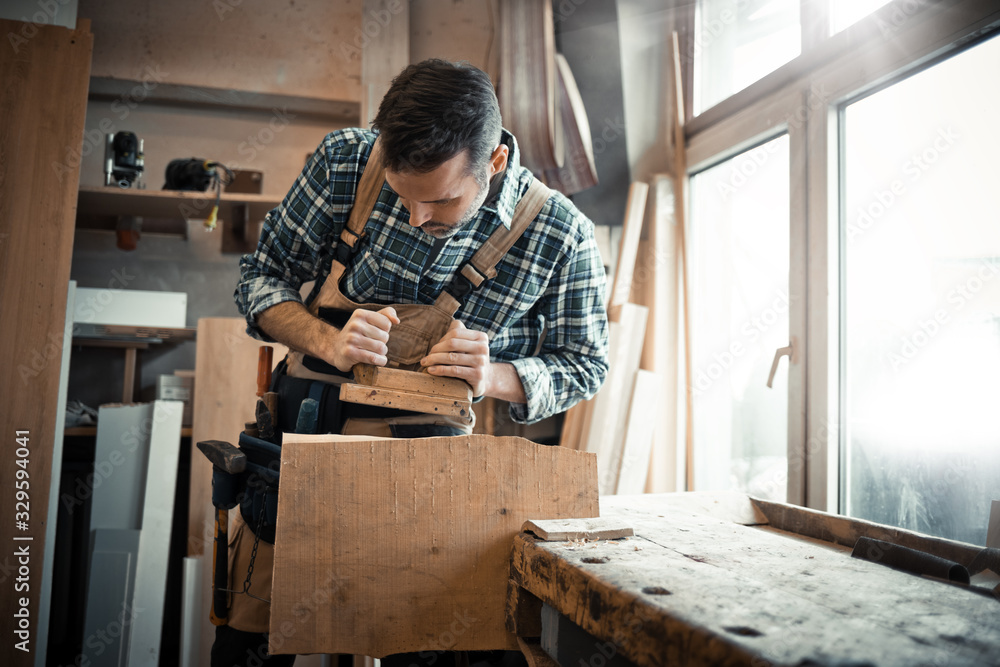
[67,0,495,410]
[79,0,362,101]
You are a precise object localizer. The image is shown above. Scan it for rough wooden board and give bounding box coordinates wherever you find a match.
[512,493,1000,667]
[270,435,599,656]
[353,364,472,400]
[522,518,633,542]
[615,370,659,495]
[338,383,472,419]
[625,490,766,527]
[189,319,286,666]
[751,497,984,567]
[0,20,92,665]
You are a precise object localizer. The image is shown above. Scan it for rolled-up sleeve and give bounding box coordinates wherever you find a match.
[505,230,609,424]
[235,134,366,340]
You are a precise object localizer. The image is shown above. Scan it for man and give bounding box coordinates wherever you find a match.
[225,59,609,665]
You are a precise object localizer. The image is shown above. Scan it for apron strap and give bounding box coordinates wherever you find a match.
[332,138,385,268]
[435,178,552,315]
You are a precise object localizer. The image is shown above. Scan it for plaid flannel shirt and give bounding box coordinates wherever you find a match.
[235,128,608,424]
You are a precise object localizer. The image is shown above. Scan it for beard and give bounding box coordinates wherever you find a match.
[419,170,490,239]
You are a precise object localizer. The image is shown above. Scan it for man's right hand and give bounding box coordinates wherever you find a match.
[327,306,400,371]
[256,301,400,373]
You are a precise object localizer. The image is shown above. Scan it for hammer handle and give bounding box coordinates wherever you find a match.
[209,508,229,625]
[257,346,273,397]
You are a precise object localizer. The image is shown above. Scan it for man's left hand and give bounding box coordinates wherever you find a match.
[421,320,491,397]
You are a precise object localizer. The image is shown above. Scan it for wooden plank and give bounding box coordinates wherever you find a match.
[188,318,286,666]
[582,304,648,495]
[128,401,184,667]
[522,518,633,542]
[542,53,599,196]
[506,580,543,636]
[37,280,77,663]
[270,435,599,656]
[338,383,472,419]
[517,637,559,667]
[669,32,695,492]
[88,76,359,124]
[353,364,471,400]
[615,370,660,495]
[0,20,92,663]
[359,0,409,127]
[499,0,563,172]
[511,493,1000,666]
[988,500,1000,549]
[630,176,681,494]
[609,183,649,309]
[751,497,984,567]
[76,186,281,235]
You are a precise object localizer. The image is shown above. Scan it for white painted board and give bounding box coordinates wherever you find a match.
[74,288,187,328]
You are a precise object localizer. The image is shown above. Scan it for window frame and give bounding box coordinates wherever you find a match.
[681,0,1000,509]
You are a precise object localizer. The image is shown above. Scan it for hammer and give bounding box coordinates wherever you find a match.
[197,439,246,626]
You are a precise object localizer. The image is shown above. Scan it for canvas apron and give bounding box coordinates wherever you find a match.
[225,139,552,632]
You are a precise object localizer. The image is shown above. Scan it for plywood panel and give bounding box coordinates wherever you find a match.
[270,435,599,656]
[0,18,92,665]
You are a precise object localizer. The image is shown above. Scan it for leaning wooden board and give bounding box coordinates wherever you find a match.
[271,435,599,656]
[509,492,1000,666]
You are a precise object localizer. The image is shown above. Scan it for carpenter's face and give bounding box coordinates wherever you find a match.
[384,147,506,239]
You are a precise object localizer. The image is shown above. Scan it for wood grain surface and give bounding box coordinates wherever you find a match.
[0,19,92,665]
[270,435,598,656]
[511,493,1000,666]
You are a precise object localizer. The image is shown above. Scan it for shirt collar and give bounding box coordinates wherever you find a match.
[480,129,524,230]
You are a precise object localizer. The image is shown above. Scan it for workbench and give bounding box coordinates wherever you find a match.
[508,493,1000,667]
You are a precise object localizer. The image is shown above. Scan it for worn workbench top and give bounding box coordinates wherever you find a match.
[509,493,1000,667]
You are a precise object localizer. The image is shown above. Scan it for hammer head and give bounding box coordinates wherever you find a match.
[197,439,247,474]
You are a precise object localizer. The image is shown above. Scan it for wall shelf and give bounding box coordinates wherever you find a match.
[76,186,281,252]
[73,325,197,403]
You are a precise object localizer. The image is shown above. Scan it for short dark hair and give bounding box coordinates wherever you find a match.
[372,59,502,176]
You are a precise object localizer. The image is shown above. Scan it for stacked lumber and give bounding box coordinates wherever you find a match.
[560,184,661,495]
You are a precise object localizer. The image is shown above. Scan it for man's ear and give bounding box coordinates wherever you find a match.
[489,144,509,176]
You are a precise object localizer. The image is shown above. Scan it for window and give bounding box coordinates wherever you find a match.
[694,0,801,114]
[689,134,791,501]
[683,0,998,527]
[840,34,1000,544]
[829,0,893,34]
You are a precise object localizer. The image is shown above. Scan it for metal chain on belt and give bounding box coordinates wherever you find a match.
[241,490,271,604]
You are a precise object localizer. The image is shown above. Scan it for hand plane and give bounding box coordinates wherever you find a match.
[338,364,473,420]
